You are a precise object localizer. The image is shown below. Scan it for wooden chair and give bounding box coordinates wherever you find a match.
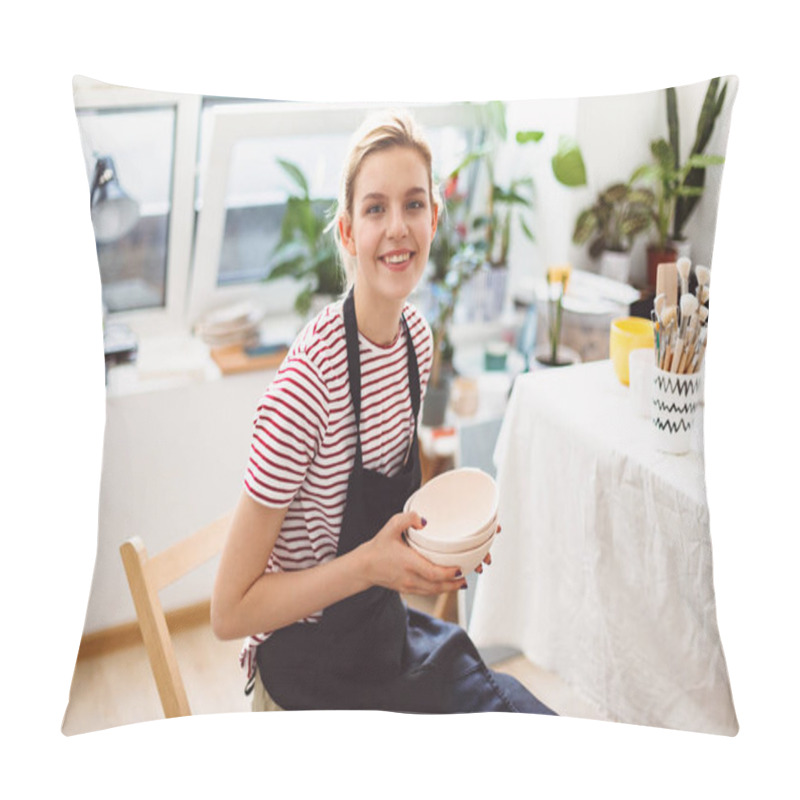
[119,512,232,718]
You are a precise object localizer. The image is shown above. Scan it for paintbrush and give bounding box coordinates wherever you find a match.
[695,265,710,319]
[681,313,703,373]
[650,310,661,366]
[661,307,678,370]
[678,293,698,338]
[695,264,710,291]
[653,292,666,325]
[690,334,708,374]
[677,256,692,297]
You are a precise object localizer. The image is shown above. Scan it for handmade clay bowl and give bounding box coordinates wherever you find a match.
[407,530,497,576]
[407,513,498,554]
[404,468,499,552]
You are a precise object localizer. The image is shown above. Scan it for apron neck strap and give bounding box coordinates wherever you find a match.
[343,287,421,434]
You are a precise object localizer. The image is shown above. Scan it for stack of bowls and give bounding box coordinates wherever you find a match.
[404,468,499,575]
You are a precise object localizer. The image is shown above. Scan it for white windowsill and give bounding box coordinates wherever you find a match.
[104,311,302,398]
[104,314,522,399]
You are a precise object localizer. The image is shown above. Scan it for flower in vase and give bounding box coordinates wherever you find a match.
[545,264,572,365]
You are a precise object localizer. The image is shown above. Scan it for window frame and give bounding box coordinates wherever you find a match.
[187,100,484,326]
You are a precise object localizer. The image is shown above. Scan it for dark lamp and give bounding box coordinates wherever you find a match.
[90,156,140,243]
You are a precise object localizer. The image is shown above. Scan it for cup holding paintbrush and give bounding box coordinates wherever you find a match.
[650,258,710,452]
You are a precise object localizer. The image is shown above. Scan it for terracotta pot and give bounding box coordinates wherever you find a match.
[646,245,677,291]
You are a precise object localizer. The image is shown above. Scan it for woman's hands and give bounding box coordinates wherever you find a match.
[358,511,468,595]
[211,492,501,641]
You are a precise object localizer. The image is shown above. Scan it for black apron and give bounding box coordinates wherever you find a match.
[257,288,555,715]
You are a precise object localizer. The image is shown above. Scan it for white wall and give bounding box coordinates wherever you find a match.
[502,77,738,293]
[84,369,272,633]
[503,95,581,299]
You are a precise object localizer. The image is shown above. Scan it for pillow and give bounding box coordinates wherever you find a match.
[62,75,738,739]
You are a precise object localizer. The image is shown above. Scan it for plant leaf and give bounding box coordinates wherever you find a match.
[602,183,629,204]
[686,153,725,168]
[667,87,680,170]
[519,216,535,241]
[493,186,532,206]
[572,209,598,245]
[551,136,587,187]
[651,138,675,173]
[516,130,544,144]
[449,146,491,177]
[630,163,658,184]
[628,187,655,205]
[276,158,310,197]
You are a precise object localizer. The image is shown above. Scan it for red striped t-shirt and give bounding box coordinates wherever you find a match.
[239,298,433,683]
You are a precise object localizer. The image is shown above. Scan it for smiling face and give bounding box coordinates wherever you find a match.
[339,145,438,313]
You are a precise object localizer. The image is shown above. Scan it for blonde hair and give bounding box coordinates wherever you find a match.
[331,110,442,286]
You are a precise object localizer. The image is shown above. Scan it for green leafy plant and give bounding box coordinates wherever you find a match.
[448,101,539,269]
[572,180,655,257]
[264,159,344,316]
[424,102,588,386]
[670,78,729,243]
[633,79,728,249]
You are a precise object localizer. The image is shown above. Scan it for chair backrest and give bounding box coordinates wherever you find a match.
[119,512,232,718]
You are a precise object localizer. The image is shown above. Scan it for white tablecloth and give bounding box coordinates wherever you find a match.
[468,360,738,735]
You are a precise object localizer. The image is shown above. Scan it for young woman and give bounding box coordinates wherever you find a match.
[211,110,555,715]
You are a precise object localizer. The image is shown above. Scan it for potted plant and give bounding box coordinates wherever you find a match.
[634,79,728,289]
[572,179,655,283]
[446,102,540,321]
[669,77,729,251]
[264,158,345,317]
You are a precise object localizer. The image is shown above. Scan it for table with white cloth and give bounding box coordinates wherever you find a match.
[467,360,738,735]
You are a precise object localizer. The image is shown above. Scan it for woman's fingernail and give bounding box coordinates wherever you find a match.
[454,570,462,578]
[420,517,427,527]
[459,582,468,590]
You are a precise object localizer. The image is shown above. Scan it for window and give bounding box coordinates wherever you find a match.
[189,101,483,325]
[76,105,176,313]
[74,78,483,335]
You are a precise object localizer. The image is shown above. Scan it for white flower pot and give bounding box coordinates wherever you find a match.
[599,250,632,284]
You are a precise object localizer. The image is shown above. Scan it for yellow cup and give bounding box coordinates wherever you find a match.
[609,317,655,386]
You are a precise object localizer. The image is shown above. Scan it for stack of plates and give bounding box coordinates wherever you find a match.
[404,468,499,575]
[195,302,265,348]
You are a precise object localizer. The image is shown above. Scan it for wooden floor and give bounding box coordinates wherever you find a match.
[61,595,607,736]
